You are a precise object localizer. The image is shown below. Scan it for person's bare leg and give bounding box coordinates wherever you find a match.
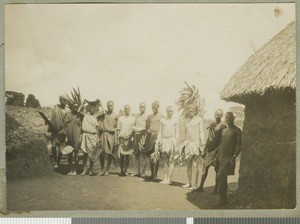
[193,165,209,192]
[132,153,140,176]
[57,151,62,167]
[154,161,159,180]
[165,161,174,184]
[51,146,57,166]
[145,158,155,181]
[105,154,112,175]
[183,158,192,188]
[74,148,79,175]
[89,158,94,175]
[124,155,130,175]
[211,164,219,195]
[193,158,200,188]
[98,151,105,176]
[80,153,88,175]
[119,154,125,176]
[160,160,168,184]
[140,155,147,177]
[67,152,73,175]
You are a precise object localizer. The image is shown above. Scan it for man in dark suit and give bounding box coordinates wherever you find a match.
[215,112,242,206]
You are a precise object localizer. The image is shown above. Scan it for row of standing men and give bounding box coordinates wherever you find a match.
[48,96,241,207]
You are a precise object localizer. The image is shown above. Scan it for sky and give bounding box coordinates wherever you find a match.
[5,3,295,119]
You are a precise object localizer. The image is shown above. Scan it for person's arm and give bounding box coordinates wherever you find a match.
[234,128,242,157]
[146,115,151,133]
[77,100,86,115]
[156,119,163,142]
[198,117,205,155]
[114,115,118,129]
[133,116,142,132]
[59,111,67,135]
[230,128,242,164]
[198,118,205,145]
[132,117,137,132]
[115,117,121,145]
[116,117,120,132]
[130,118,135,140]
[63,112,71,129]
[98,120,104,135]
[174,120,180,153]
[179,119,185,155]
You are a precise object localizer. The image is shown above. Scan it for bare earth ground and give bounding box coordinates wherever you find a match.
[7,158,239,211]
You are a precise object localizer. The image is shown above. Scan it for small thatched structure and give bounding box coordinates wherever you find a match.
[220,21,296,208]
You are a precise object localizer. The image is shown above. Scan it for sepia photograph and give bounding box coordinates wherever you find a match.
[4,2,296,212]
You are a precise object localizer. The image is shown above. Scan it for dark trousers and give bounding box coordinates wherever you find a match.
[120,154,130,174]
[216,170,228,203]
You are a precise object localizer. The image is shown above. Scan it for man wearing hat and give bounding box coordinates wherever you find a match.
[179,104,205,189]
[144,101,163,181]
[49,96,70,168]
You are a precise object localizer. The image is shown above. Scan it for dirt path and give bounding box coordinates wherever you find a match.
[7,160,239,211]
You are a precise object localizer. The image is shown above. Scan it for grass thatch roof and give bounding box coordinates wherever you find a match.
[220,21,296,104]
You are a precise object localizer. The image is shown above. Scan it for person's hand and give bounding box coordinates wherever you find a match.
[147,130,152,134]
[212,158,217,166]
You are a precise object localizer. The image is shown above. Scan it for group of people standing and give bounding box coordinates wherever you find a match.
[47,95,241,206]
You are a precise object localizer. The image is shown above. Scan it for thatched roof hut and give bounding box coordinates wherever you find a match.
[221,21,295,104]
[220,21,296,209]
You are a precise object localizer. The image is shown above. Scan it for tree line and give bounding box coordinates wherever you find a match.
[5,91,41,108]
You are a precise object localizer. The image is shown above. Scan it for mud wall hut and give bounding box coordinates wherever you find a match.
[220,21,296,209]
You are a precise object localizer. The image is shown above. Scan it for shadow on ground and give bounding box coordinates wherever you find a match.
[186,182,239,209]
